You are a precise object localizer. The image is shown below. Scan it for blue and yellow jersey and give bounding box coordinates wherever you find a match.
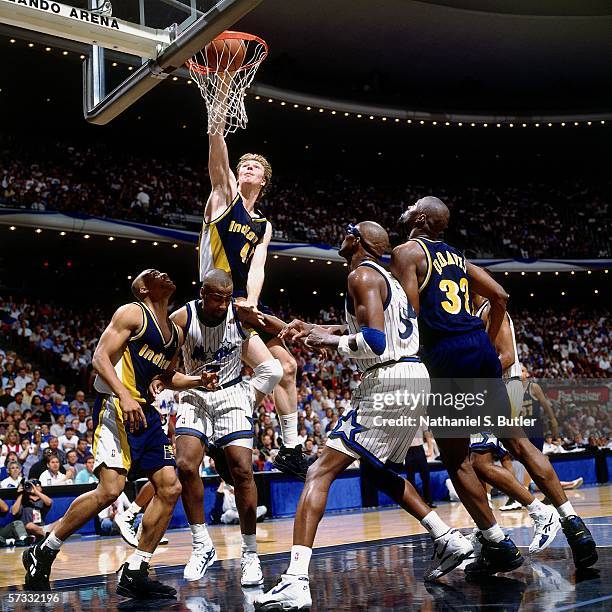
[199,193,268,297]
[410,237,484,349]
[521,381,544,437]
[95,301,180,404]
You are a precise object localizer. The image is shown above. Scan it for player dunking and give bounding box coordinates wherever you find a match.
[151,269,282,585]
[393,196,596,572]
[201,122,307,479]
[23,270,216,598]
[255,222,473,611]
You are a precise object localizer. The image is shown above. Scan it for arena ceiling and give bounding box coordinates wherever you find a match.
[235,0,612,114]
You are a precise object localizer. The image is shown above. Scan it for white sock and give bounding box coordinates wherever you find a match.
[421,511,449,539]
[279,411,298,447]
[126,501,142,517]
[242,533,257,555]
[190,523,212,548]
[127,549,153,570]
[526,498,545,513]
[556,501,576,518]
[287,545,311,576]
[43,531,63,551]
[482,524,505,543]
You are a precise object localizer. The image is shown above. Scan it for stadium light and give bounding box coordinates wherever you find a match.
[153,241,158,246]
[339,292,344,297]
[280,288,285,292]
[273,254,278,259]
[108,236,114,241]
[84,234,90,239]
[594,289,599,294]
[172,243,178,248]
[530,293,534,297]
[60,231,66,236]
[192,281,196,285]
[35,228,42,234]
[326,260,332,264]
[292,257,297,261]
[131,239,137,244]
[9,226,15,231]
[127,275,132,280]
[561,291,566,296]
[312,291,317,295]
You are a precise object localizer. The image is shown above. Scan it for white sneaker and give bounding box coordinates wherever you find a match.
[184,542,217,581]
[564,477,584,490]
[114,513,138,547]
[424,529,474,582]
[241,552,264,587]
[500,500,523,511]
[529,505,561,554]
[254,574,312,611]
[135,521,169,545]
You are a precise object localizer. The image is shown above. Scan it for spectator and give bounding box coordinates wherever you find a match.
[75,456,98,484]
[1,461,23,488]
[10,479,56,539]
[40,455,73,485]
[6,392,24,415]
[0,496,29,547]
[49,414,66,438]
[28,448,66,481]
[21,382,37,408]
[75,438,90,464]
[70,391,89,413]
[63,449,84,476]
[57,427,79,453]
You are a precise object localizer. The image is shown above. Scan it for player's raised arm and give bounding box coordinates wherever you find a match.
[390,241,422,315]
[206,78,238,222]
[244,221,272,308]
[92,304,148,431]
[466,262,508,345]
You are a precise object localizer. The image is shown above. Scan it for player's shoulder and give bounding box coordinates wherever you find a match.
[112,302,144,325]
[170,303,190,324]
[392,240,427,261]
[347,263,386,289]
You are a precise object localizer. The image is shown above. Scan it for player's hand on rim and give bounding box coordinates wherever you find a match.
[120,395,148,431]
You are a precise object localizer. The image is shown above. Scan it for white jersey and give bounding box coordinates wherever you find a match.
[345,260,420,373]
[181,300,251,385]
[154,389,177,436]
[476,299,522,380]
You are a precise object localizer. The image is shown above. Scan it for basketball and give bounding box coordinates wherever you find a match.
[205,36,246,72]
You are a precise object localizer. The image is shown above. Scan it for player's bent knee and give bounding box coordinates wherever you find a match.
[229,463,252,485]
[251,358,283,395]
[280,353,297,379]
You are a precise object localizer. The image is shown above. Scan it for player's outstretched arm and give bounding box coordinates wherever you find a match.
[206,93,238,222]
[92,304,148,431]
[390,242,422,315]
[466,262,508,344]
[305,267,386,358]
[243,221,272,309]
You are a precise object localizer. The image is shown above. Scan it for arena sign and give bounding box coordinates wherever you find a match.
[546,386,610,404]
[0,0,172,58]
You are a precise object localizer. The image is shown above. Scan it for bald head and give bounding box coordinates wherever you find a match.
[357,221,390,258]
[131,269,151,300]
[201,268,233,293]
[399,196,450,237]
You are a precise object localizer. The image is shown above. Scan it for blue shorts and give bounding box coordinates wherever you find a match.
[470,432,509,460]
[422,330,511,436]
[93,395,176,479]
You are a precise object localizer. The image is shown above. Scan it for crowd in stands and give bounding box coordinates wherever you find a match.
[1,143,610,258]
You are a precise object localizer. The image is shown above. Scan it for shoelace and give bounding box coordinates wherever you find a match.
[241,554,259,571]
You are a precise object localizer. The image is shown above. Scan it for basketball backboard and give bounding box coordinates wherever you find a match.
[0,0,262,124]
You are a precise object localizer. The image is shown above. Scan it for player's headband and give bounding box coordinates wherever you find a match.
[346,224,380,258]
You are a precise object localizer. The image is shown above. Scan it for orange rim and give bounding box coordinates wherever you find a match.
[186,31,268,75]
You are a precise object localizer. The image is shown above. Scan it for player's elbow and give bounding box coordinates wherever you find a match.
[490,288,509,308]
[499,352,514,371]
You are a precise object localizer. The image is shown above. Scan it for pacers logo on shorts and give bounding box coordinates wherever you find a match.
[164,444,175,460]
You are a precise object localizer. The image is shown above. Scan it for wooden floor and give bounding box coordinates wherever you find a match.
[2,485,611,588]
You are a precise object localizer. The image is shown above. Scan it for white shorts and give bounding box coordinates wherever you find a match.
[176,380,255,449]
[326,360,430,465]
[469,378,522,457]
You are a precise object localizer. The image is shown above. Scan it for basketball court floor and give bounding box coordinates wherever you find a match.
[1,485,610,611]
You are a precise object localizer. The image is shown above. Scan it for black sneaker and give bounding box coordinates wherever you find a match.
[116,562,177,599]
[207,443,234,485]
[464,535,524,576]
[273,445,308,481]
[561,515,598,568]
[22,535,58,589]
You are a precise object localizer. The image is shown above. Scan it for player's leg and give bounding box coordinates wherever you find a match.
[471,449,561,554]
[175,433,216,580]
[24,465,125,587]
[500,435,597,568]
[224,440,264,587]
[115,480,155,547]
[116,464,180,600]
[243,335,306,479]
[256,446,351,611]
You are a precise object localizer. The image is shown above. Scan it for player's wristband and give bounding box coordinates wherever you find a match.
[338,329,386,359]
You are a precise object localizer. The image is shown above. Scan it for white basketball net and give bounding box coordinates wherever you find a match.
[188,34,268,136]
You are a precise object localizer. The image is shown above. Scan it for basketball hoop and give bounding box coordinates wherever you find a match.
[187,31,268,136]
